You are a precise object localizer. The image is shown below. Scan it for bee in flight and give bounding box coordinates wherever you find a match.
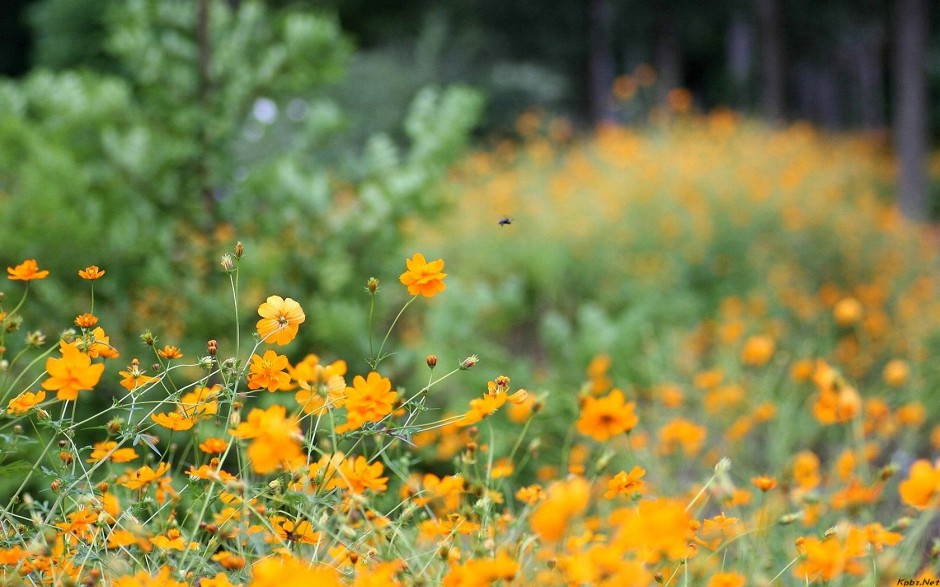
[498,217,513,227]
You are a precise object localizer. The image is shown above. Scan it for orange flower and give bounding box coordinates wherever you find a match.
[42,340,105,401]
[442,552,518,587]
[530,476,590,541]
[658,418,707,456]
[336,372,397,433]
[247,350,291,392]
[83,326,120,359]
[292,355,348,415]
[256,295,305,346]
[151,411,195,431]
[6,390,45,414]
[899,460,940,509]
[7,259,49,281]
[249,555,343,587]
[399,253,447,297]
[120,462,171,490]
[113,568,186,587]
[180,385,220,420]
[78,265,105,280]
[456,378,528,427]
[333,455,388,494]
[575,389,638,441]
[199,437,228,454]
[882,359,910,387]
[792,450,821,490]
[119,360,160,391]
[270,516,320,545]
[751,475,778,492]
[708,572,746,587]
[793,533,866,581]
[741,334,775,367]
[833,297,863,326]
[157,345,183,360]
[603,466,646,499]
[74,313,98,328]
[87,441,138,463]
[229,405,303,474]
[612,498,693,562]
[515,484,545,506]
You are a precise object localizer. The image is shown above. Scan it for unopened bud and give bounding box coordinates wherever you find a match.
[366,277,379,293]
[5,315,22,333]
[426,355,437,368]
[207,340,218,356]
[106,419,123,434]
[234,241,244,259]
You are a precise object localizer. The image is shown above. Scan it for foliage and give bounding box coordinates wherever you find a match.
[0,0,482,376]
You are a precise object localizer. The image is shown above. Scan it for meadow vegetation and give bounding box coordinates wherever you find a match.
[3,110,940,585]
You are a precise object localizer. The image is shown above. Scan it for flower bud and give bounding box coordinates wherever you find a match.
[139,330,155,346]
[426,354,437,368]
[367,277,379,293]
[207,340,218,356]
[234,241,244,259]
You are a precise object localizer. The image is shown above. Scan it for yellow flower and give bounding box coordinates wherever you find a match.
[399,253,447,297]
[256,295,305,346]
[42,340,105,401]
[7,259,49,281]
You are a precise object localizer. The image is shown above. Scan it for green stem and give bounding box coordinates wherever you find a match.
[371,295,417,370]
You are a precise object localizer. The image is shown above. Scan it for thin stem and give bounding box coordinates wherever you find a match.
[371,295,417,370]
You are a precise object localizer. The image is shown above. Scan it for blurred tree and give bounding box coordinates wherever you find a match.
[894,0,929,220]
[0,0,481,372]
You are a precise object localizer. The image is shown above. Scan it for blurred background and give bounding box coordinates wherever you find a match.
[1,0,940,428]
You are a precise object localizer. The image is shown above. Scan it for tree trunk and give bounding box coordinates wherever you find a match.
[756,0,785,123]
[653,1,681,106]
[726,14,754,110]
[585,0,616,125]
[196,0,217,226]
[894,0,929,221]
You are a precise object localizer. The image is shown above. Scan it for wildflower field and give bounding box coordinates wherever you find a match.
[3,112,940,586]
